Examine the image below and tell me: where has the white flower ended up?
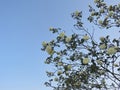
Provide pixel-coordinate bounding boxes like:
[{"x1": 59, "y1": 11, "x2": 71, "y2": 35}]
[
  {"x1": 83, "y1": 58, "x2": 89, "y2": 64},
  {"x1": 65, "y1": 36, "x2": 72, "y2": 42},
  {"x1": 59, "y1": 32, "x2": 65, "y2": 39},
  {"x1": 46, "y1": 45, "x2": 54, "y2": 55},
  {"x1": 42, "y1": 41, "x2": 47, "y2": 47},
  {"x1": 99, "y1": 44, "x2": 106, "y2": 49},
  {"x1": 107, "y1": 47, "x2": 117, "y2": 55},
  {"x1": 83, "y1": 35, "x2": 89, "y2": 41}
]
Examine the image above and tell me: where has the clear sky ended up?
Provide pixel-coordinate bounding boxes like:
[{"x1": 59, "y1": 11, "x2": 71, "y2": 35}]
[{"x1": 0, "y1": 0, "x2": 120, "y2": 90}]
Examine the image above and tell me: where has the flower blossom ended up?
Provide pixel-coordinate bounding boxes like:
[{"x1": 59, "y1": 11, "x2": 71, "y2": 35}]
[
  {"x1": 54, "y1": 77, "x2": 58, "y2": 81},
  {"x1": 59, "y1": 32, "x2": 65, "y2": 39},
  {"x1": 49, "y1": 27, "x2": 54, "y2": 31},
  {"x1": 83, "y1": 58, "x2": 89, "y2": 64},
  {"x1": 65, "y1": 36, "x2": 72, "y2": 42},
  {"x1": 75, "y1": 11, "x2": 79, "y2": 16},
  {"x1": 107, "y1": 47, "x2": 117, "y2": 55},
  {"x1": 57, "y1": 71, "x2": 62, "y2": 75},
  {"x1": 100, "y1": 37, "x2": 105, "y2": 42},
  {"x1": 46, "y1": 45, "x2": 54, "y2": 55},
  {"x1": 99, "y1": 44, "x2": 106, "y2": 49},
  {"x1": 67, "y1": 65, "x2": 72, "y2": 70},
  {"x1": 83, "y1": 35, "x2": 89, "y2": 41},
  {"x1": 42, "y1": 41, "x2": 47, "y2": 47},
  {"x1": 98, "y1": 20, "x2": 103, "y2": 25}
]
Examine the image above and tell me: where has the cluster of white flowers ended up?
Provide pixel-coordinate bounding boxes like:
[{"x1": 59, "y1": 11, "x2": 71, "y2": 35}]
[
  {"x1": 42, "y1": 40, "x2": 54, "y2": 55},
  {"x1": 107, "y1": 47, "x2": 117, "y2": 55},
  {"x1": 83, "y1": 58, "x2": 89, "y2": 64},
  {"x1": 83, "y1": 35, "x2": 89, "y2": 41}
]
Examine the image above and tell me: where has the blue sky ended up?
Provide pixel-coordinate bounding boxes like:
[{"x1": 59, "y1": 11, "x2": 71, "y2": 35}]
[{"x1": 0, "y1": 0, "x2": 119, "y2": 90}]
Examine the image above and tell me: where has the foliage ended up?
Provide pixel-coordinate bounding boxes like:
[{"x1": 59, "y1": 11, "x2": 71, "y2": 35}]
[{"x1": 41, "y1": 0, "x2": 120, "y2": 90}]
